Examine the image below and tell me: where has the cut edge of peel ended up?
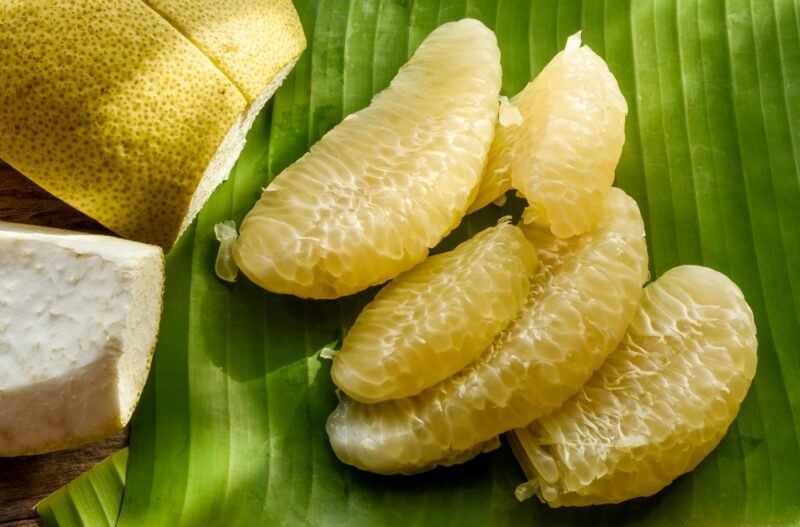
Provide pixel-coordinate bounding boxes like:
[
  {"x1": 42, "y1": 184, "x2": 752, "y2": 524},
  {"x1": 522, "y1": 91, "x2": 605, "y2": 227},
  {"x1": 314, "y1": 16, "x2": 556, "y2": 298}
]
[{"x1": 180, "y1": 59, "x2": 299, "y2": 241}]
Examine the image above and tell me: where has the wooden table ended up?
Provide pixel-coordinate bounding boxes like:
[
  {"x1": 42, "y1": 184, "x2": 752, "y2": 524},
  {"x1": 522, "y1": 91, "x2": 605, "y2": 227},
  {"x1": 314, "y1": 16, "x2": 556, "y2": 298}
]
[{"x1": 0, "y1": 162, "x2": 129, "y2": 526}]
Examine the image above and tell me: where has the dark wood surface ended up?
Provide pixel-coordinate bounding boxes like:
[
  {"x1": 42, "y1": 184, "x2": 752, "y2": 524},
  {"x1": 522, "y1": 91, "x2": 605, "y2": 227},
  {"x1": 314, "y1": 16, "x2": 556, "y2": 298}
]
[{"x1": 0, "y1": 161, "x2": 127, "y2": 526}]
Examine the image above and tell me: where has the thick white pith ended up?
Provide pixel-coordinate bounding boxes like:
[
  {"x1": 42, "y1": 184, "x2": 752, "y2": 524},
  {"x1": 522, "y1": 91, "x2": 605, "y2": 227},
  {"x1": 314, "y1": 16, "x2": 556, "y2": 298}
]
[
  {"x1": 180, "y1": 59, "x2": 299, "y2": 235},
  {"x1": 0, "y1": 222, "x2": 163, "y2": 456}
]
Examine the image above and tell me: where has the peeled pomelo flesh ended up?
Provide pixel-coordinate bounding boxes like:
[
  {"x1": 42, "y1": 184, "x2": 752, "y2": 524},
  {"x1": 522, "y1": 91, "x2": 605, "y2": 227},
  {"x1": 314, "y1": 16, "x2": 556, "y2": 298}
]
[
  {"x1": 234, "y1": 19, "x2": 502, "y2": 299},
  {"x1": 470, "y1": 32, "x2": 627, "y2": 239},
  {"x1": 331, "y1": 222, "x2": 538, "y2": 403},
  {"x1": 326, "y1": 188, "x2": 649, "y2": 474},
  {"x1": 510, "y1": 265, "x2": 757, "y2": 507}
]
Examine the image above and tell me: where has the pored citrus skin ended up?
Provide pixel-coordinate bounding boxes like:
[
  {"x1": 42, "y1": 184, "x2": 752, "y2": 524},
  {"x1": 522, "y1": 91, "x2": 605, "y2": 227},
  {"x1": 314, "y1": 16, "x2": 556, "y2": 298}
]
[
  {"x1": 234, "y1": 19, "x2": 502, "y2": 299},
  {"x1": 0, "y1": 0, "x2": 305, "y2": 248},
  {"x1": 470, "y1": 32, "x2": 627, "y2": 240},
  {"x1": 326, "y1": 189, "x2": 649, "y2": 475},
  {"x1": 143, "y1": 0, "x2": 307, "y2": 102},
  {"x1": 331, "y1": 222, "x2": 537, "y2": 403},
  {"x1": 511, "y1": 265, "x2": 757, "y2": 507}
]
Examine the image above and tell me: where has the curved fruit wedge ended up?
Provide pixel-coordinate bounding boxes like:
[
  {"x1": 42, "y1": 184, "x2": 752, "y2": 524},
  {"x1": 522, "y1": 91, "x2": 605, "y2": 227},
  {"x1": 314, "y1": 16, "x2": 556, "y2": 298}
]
[
  {"x1": 331, "y1": 222, "x2": 538, "y2": 403},
  {"x1": 510, "y1": 265, "x2": 758, "y2": 507},
  {"x1": 326, "y1": 188, "x2": 648, "y2": 474},
  {"x1": 469, "y1": 33, "x2": 627, "y2": 239},
  {"x1": 234, "y1": 19, "x2": 501, "y2": 299}
]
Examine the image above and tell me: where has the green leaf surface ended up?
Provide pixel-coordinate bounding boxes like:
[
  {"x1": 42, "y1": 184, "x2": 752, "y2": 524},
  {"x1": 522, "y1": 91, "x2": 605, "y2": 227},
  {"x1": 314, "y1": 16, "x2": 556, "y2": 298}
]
[
  {"x1": 40, "y1": 0, "x2": 800, "y2": 525},
  {"x1": 35, "y1": 449, "x2": 127, "y2": 527}
]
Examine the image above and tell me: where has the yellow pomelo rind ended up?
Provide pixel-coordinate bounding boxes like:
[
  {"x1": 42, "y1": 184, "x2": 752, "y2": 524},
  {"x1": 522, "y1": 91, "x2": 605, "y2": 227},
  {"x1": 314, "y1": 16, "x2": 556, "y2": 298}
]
[
  {"x1": 326, "y1": 188, "x2": 649, "y2": 474},
  {"x1": 0, "y1": 0, "x2": 305, "y2": 248},
  {"x1": 234, "y1": 19, "x2": 501, "y2": 299},
  {"x1": 332, "y1": 222, "x2": 538, "y2": 403},
  {"x1": 141, "y1": 0, "x2": 306, "y2": 102},
  {"x1": 510, "y1": 265, "x2": 757, "y2": 507}
]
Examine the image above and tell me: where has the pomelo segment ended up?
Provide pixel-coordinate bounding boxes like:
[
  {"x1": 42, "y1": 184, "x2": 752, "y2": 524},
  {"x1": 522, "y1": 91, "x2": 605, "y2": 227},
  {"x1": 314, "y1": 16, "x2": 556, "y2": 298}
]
[
  {"x1": 470, "y1": 33, "x2": 627, "y2": 239},
  {"x1": 234, "y1": 19, "x2": 501, "y2": 299},
  {"x1": 510, "y1": 265, "x2": 757, "y2": 507},
  {"x1": 331, "y1": 222, "x2": 538, "y2": 403},
  {"x1": 326, "y1": 188, "x2": 648, "y2": 474}
]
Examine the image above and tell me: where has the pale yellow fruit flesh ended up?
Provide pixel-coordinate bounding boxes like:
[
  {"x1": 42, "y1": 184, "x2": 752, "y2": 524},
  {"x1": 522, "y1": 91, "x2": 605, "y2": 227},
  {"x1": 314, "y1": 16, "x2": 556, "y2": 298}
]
[
  {"x1": 510, "y1": 265, "x2": 757, "y2": 507},
  {"x1": 234, "y1": 19, "x2": 501, "y2": 299},
  {"x1": 331, "y1": 222, "x2": 538, "y2": 403},
  {"x1": 470, "y1": 33, "x2": 627, "y2": 239},
  {"x1": 0, "y1": 0, "x2": 305, "y2": 249},
  {"x1": 326, "y1": 188, "x2": 649, "y2": 474},
  {"x1": 141, "y1": 0, "x2": 306, "y2": 101}
]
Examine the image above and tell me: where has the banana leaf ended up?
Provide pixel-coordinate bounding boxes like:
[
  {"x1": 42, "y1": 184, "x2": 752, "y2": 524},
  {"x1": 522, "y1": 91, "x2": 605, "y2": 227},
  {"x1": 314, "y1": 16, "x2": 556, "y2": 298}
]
[
  {"x1": 35, "y1": 449, "x2": 128, "y2": 527},
  {"x1": 39, "y1": 0, "x2": 800, "y2": 525}
]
